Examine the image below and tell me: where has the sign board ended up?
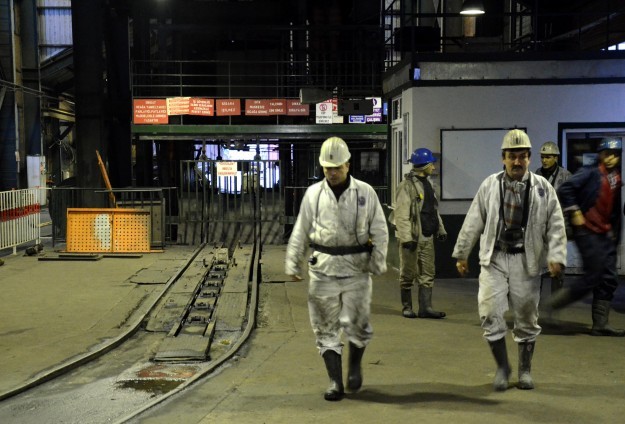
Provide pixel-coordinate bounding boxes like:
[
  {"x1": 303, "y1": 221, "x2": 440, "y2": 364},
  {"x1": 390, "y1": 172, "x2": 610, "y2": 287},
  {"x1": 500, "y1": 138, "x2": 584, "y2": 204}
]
[
  {"x1": 245, "y1": 99, "x2": 270, "y2": 115},
  {"x1": 316, "y1": 100, "x2": 333, "y2": 124},
  {"x1": 349, "y1": 97, "x2": 382, "y2": 123},
  {"x1": 189, "y1": 98, "x2": 214, "y2": 116},
  {"x1": 268, "y1": 99, "x2": 286, "y2": 115},
  {"x1": 217, "y1": 161, "x2": 238, "y2": 177},
  {"x1": 133, "y1": 99, "x2": 168, "y2": 124},
  {"x1": 216, "y1": 99, "x2": 241, "y2": 116},
  {"x1": 166, "y1": 97, "x2": 191, "y2": 115},
  {"x1": 133, "y1": 97, "x2": 311, "y2": 122},
  {"x1": 332, "y1": 98, "x2": 343, "y2": 123},
  {"x1": 286, "y1": 99, "x2": 309, "y2": 116},
  {"x1": 349, "y1": 115, "x2": 366, "y2": 124}
]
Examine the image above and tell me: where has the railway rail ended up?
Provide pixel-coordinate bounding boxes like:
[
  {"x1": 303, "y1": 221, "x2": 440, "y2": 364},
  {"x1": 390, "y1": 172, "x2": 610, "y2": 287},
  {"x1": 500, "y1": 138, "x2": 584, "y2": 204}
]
[{"x1": 0, "y1": 240, "x2": 261, "y2": 423}]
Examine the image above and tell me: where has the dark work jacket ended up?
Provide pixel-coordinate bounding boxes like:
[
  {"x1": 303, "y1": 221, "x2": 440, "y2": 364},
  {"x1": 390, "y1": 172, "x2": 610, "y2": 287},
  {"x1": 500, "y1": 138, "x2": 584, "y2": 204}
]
[{"x1": 557, "y1": 165, "x2": 622, "y2": 243}]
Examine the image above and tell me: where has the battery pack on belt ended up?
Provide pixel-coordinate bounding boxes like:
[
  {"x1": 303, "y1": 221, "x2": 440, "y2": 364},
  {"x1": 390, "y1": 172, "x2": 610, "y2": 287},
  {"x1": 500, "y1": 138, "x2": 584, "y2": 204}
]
[{"x1": 310, "y1": 243, "x2": 373, "y2": 255}]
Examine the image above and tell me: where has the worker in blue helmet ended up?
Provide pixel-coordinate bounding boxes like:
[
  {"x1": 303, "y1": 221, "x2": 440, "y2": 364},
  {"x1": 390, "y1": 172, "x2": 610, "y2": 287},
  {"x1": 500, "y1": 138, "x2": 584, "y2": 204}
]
[
  {"x1": 393, "y1": 147, "x2": 447, "y2": 319},
  {"x1": 552, "y1": 137, "x2": 625, "y2": 337}
]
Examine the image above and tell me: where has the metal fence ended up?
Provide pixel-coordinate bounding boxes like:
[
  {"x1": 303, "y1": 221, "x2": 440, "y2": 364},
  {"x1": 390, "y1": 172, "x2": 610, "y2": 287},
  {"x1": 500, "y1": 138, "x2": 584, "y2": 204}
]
[
  {"x1": 0, "y1": 189, "x2": 42, "y2": 254},
  {"x1": 179, "y1": 159, "x2": 284, "y2": 246}
]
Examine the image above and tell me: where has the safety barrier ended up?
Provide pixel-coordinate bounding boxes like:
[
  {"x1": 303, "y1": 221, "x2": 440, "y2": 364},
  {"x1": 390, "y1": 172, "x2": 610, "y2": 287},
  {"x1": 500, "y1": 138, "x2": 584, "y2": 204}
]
[
  {"x1": 48, "y1": 187, "x2": 177, "y2": 248},
  {"x1": 0, "y1": 189, "x2": 42, "y2": 254}
]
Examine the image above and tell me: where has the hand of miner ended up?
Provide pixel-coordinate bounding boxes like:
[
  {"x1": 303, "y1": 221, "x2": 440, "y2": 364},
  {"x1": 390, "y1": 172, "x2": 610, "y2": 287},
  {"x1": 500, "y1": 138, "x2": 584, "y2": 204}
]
[
  {"x1": 456, "y1": 260, "x2": 469, "y2": 277},
  {"x1": 548, "y1": 262, "x2": 563, "y2": 278},
  {"x1": 570, "y1": 210, "x2": 585, "y2": 226}
]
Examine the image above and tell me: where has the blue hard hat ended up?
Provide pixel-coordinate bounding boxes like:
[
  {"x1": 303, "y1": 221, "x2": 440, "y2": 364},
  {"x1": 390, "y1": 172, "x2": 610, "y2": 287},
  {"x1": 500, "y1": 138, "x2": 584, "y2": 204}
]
[
  {"x1": 597, "y1": 137, "x2": 622, "y2": 152},
  {"x1": 410, "y1": 148, "x2": 436, "y2": 166}
]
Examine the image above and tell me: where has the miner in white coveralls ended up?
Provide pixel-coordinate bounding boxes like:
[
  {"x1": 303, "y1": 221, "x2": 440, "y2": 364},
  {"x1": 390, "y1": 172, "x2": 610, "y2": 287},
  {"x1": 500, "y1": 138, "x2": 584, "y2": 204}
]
[
  {"x1": 285, "y1": 137, "x2": 388, "y2": 401},
  {"x1": 452, "y1": 129, "x2": 567, "y2": 392}
]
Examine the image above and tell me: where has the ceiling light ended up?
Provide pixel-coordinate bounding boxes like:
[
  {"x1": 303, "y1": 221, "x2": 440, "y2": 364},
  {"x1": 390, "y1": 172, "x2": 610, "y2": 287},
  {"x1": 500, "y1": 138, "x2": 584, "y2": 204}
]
[{"x1": 460, "y1": 0, "x2": 485, "y2": 15}]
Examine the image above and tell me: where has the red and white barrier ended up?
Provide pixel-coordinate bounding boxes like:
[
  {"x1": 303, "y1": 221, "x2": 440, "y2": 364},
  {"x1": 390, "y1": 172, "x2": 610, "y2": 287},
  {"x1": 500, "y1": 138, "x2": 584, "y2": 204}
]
[{"x1": 0, "y1": 189, "x2": 42, "y2": 254}]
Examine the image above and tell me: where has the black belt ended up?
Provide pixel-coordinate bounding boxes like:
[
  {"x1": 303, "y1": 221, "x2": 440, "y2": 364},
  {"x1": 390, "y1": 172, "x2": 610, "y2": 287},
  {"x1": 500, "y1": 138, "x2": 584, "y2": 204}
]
[
  {"x1": 494, "y1": 244, "x2": 525, "y2": 254},
  {"x1": 310, "y1": 243, "x2": 372, "y2": 256}
]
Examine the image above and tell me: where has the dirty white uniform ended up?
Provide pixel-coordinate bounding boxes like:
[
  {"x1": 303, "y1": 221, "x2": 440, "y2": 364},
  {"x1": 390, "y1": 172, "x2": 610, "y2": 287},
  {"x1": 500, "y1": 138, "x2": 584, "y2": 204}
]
[
  {"x1": 452, "y1": 171, "x2": 567, "y2": 342},
  {"x1": 285, "y1": 176, "x2": 388, "y2": 356}
]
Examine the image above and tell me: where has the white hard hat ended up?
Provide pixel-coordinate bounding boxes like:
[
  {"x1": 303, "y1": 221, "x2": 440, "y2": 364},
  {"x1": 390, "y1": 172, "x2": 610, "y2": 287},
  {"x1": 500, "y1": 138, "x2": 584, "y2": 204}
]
[
  {"x1": 319, "y1": 137, "x2": 351, "y2": 167},
  {"x1": 501, "y1": 129, "x2": 532, "y2": 150},
  {"x1": 540, "y1": 141, "x2": 560, "y2": 155}
]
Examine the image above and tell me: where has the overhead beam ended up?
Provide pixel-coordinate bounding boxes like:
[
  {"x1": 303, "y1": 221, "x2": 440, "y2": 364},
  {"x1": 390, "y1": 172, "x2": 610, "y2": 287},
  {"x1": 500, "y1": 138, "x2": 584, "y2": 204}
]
[{"x1": 131, "y1": 124, "x2": 388, "y2": 141}]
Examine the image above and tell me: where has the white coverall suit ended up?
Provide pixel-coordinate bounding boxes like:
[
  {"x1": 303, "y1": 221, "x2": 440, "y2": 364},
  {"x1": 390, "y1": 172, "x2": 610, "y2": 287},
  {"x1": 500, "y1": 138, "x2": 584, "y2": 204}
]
[
  {"x1": 285, "y1": 176, "x2": 389, "y2": 356},
  {"x1": 452, "y1": 171, "x2": 567, "y2": 342}
]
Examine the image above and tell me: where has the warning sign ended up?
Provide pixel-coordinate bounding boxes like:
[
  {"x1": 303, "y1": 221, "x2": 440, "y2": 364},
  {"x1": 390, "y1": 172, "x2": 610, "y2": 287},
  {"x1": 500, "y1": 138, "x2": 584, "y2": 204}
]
[
  {"x1": 166, "y1": 97, "x2": 191, "y2": 115},
  {"x1": 245, "y1": 99, "x2": 270, "y2": 116},
  {"x1": 267, "y1": 99, "x2": 286, "y2": 115},
  {"x1": 217, "y1": 161, "x2": 238, "y2": 177},
  {"x1": 216, "y1": 99, "x2": 241, "y2": 116},
  {"x1": 133, "y1": 99, "x2": 168, "y2": 124},
  {"x1": 189, "y1": 98, "x2": 214, "y2": 116},
  {"x1": 286, "y1": 99, "x2": 309, "y2": 116},
  {"x1": 315, "y1": 100, "x2": 333, "y2": 124}
]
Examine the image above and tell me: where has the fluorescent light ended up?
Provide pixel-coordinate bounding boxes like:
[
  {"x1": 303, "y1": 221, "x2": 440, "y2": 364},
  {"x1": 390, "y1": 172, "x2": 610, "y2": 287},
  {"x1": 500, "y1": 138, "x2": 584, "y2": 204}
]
[{"x1": 460, "y1": 0, "x2": 485, "y2": 15}]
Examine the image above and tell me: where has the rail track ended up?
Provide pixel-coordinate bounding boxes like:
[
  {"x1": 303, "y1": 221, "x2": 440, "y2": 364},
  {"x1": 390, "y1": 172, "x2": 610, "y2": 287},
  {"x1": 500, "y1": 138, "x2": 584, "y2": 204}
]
[{"x1": 0, "y1": 240, "x2": 261, "y2": 423}]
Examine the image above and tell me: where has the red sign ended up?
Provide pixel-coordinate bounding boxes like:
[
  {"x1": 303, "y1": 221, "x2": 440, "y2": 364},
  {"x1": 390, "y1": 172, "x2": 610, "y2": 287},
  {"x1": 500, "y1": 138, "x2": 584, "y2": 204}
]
[
  {"x1": 245, "y1": 99, "x2": 270, "y2": 115},
  {"x1": 189, "y1": 98, "x2": 214, "y2": 116},
  {"x1": 133, "y1": 99, "x2": 168, "y2": 124},
  {"x1": 216, "y1": 99, "x2": 241, "y2": 116},
  {"x1": 268, "y1": 99, "x2": 286, "y2": 115},
  {"x1": 167, "y1": 97, "x2": 191, "y2": 115},
  {"x1": 286, "y1": 99, "x2": 309, "y2": 116}
]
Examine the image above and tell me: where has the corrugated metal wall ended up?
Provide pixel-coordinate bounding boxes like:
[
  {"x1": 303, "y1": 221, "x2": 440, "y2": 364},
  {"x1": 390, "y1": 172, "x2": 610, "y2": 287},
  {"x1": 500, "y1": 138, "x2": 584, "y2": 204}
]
[{"x1": 37, "y1": 0, "x2": 72, "y2": 62}]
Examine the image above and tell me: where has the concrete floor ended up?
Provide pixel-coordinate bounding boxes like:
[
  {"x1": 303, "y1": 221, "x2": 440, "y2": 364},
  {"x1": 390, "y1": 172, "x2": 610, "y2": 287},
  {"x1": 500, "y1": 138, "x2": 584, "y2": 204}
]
[
  {"x1": 1, "y1": 240, "x2": 625, "y2": 424},
  {"x1": 132, "y1": 272, "x2": 625, "y2": 424}
]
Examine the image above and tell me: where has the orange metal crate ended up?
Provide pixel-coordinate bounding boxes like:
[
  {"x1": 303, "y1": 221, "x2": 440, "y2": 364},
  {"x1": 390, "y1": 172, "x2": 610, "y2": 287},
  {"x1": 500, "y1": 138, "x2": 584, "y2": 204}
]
[{"x1": 66, "y1": 208, "x2": 151, "y2": 253}]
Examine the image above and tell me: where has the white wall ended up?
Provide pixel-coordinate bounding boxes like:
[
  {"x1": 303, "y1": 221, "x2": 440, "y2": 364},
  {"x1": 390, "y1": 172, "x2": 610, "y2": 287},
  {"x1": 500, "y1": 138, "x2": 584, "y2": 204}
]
[{"x1": 405, "y1": 83, "x2": 625, "y2": 214}]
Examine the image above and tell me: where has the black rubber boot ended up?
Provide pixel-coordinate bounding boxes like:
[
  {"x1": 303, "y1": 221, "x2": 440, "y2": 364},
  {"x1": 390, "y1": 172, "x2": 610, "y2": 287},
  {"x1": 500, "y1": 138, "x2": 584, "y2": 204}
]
[
  {"x1": 590, "y1": 299, "x2": 625, "y2": 337},
  {"x1": 417, "y1": 286, "x2": 446, "y2": 318},
  {"x1": 518, "y1": 342, "x2": 535, "y2": 390},
  {"x1": 347, "y1": 342, "x2": 365, "y2": 392},
  {"x1": 401, "y1": 288, "x2": 417, "y2": 318},
  {"x1": 488, "y1": 338, "x2": 511, "y2": 391},
  {"x1": 322, "y1": 351, "x2": 344, "y2": 401}
]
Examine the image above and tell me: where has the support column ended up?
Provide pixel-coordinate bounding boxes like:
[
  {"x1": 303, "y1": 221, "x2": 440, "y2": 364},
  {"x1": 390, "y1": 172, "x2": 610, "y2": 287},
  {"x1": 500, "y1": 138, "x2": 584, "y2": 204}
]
[{"x1": 71, "y1": 0, "x2": 107, "y2": 203}]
